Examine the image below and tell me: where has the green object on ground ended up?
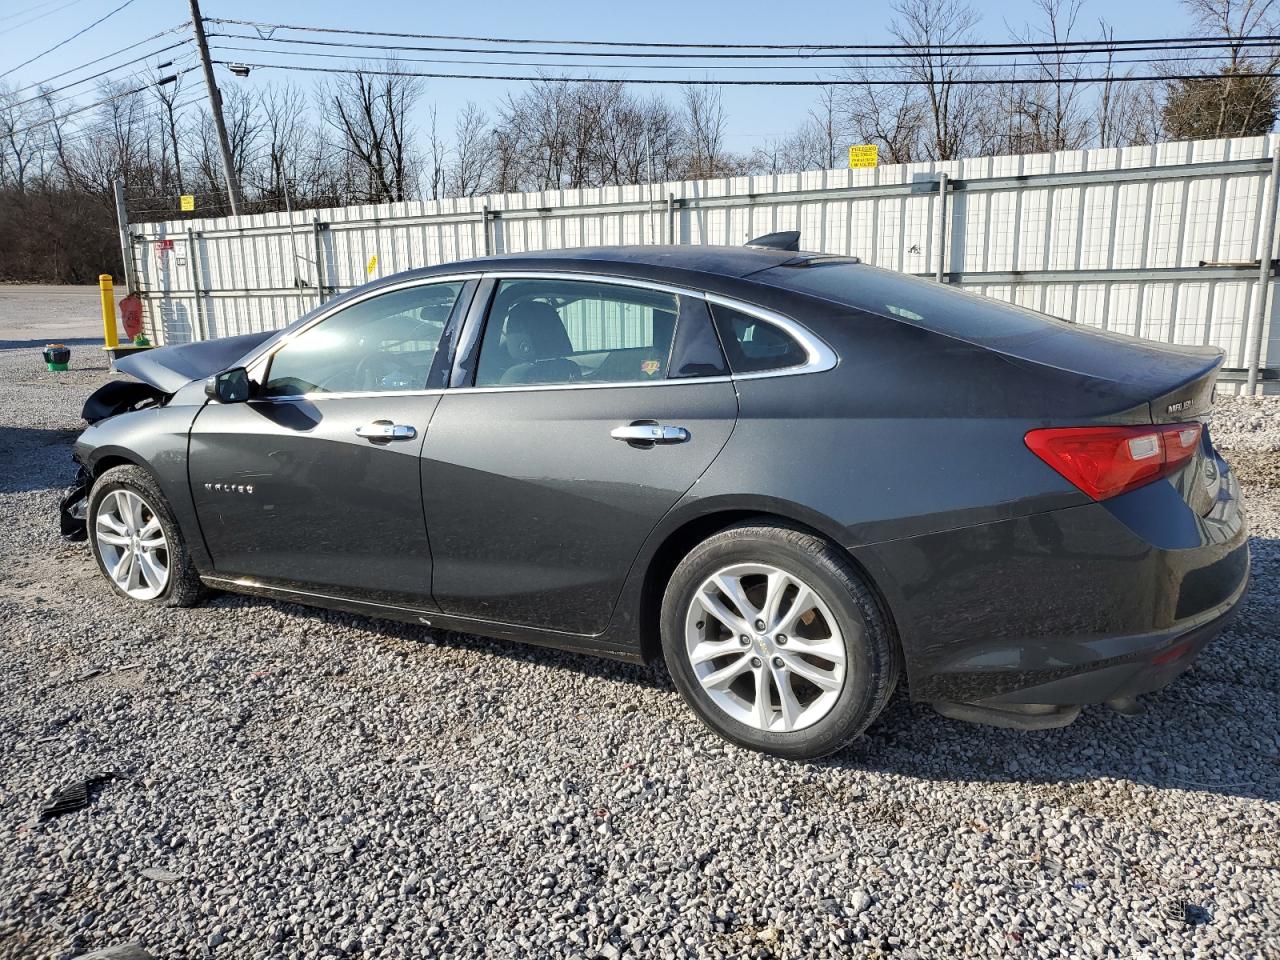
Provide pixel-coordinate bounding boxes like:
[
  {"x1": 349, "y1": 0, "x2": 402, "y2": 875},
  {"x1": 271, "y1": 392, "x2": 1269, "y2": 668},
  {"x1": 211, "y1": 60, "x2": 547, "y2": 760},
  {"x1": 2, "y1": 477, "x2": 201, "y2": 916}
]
[
  {"x1": 43, "y1": 344, "x2": 70, "y2": 372},
  {"x1": 133, "y1": 333, "x2": 151, "y2": 347}
]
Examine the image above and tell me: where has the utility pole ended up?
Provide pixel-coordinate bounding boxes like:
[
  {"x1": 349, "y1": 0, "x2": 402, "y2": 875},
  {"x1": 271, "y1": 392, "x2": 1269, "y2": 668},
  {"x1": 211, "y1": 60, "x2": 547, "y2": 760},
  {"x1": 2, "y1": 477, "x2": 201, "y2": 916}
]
[{"x1": 188, "y1": 0, "x2": 241, "y2": 216}]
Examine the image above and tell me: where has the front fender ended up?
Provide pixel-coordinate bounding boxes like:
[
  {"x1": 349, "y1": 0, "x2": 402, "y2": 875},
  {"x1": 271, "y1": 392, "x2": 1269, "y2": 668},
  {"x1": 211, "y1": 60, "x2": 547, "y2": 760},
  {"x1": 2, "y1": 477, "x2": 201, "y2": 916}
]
[{"x1": 74, "y1": 403, "x2": 209, "y2": 570}]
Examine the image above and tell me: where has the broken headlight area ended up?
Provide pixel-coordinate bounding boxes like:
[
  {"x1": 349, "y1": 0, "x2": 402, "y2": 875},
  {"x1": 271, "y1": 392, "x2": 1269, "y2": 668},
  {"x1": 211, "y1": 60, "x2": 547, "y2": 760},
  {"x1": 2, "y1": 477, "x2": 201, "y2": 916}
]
[
  {"x1": 81, "y1": 379, "x2": 168, "y2": 425},
  {"x1": 59, "y1": 462, "x2": 91, "y2": 542}
]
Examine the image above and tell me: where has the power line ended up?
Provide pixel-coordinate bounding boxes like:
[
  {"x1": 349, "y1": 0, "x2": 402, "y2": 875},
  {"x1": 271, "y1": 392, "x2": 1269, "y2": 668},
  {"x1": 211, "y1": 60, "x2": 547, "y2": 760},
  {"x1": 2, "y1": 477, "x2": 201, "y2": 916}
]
[
  {"x1": 8, "y1": 40, "x2": 192, "y2": 110},
  {"x1": 219, "y1": 59, "x2": 1279, "y2": 86},
  {"x1": 7, "y1": 65, "x2": 200, "y2": 138},
  {"x1": 0, "y1": 0, "x2": 65, "y2": 23},
  {"x1": 204, "y1": 29, "x2": 1280, "y2": 62},
  {"x1": 1, "y1": 0, "x2": 141, "y2": 79},
  {"x1": 46, "y1": 92, "x2": 207, "y2": 152},
  {"x1": 0, "y1": 0, "x2": 89, "y2": 35},
  {"x1": 205, "y1": 17, "x2": 1280, "y2": 53},
  {"x1": 207, "y1": 41, "x2": 1280, "y2": 74},
  {"x1": 11, "y1": 24, "x2": 190, "y2": 96}
]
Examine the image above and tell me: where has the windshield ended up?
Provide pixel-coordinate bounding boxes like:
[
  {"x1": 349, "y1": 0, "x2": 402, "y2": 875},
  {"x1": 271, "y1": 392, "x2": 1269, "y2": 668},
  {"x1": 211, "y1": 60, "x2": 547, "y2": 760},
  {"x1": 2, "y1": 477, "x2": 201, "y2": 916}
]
[{"x1": 754, "y1": 260, "x2": 1070, "y2": 345}]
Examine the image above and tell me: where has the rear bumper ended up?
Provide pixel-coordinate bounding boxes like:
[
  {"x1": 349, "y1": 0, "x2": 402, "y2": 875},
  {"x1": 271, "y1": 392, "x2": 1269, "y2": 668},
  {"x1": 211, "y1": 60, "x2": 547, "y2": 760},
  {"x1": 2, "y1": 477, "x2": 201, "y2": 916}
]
[
  {"x1": 856, "y1": 453, "x2": 1250, "y2": 709},
  {"x1": 952, "y1": 567, "x2": 1245, "y2": 708}
]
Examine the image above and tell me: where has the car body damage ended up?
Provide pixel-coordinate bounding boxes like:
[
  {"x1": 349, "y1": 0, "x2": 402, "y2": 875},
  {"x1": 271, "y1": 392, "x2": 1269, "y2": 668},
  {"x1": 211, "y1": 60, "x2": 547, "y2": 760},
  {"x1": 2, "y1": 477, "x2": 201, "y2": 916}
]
[{"x1": 68, "y1": 330, "x2": 274, "y2": 539}]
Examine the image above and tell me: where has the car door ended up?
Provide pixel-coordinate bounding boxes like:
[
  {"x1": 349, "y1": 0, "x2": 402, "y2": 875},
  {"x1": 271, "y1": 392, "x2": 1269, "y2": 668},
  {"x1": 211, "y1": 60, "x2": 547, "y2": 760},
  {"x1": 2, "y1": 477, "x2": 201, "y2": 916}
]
[
  {"x1": 188, "y1": 277, "x2": 476, "y2": 609},
  {"x1": 421, "y1": 274, "x2": 738, "y2": 635}
]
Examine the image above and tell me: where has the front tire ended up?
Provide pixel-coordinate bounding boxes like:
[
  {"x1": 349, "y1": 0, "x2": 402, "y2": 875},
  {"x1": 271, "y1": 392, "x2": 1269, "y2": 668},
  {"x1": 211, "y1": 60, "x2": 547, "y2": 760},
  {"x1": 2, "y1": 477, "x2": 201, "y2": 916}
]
[
  {"x1": 661, "y1": 521, "x2": 899, "y2": 760},
  {"x1": 87, "y1": 465, "x2": 204, "y2": 607}
]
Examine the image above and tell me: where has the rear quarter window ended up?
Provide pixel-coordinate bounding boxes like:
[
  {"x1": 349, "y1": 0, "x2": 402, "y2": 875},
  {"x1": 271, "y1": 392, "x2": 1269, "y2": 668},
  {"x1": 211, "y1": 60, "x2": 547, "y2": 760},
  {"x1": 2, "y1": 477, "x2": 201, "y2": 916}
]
[{"x1": 710, "y1": 304, "x2": 808, "y2": 374}]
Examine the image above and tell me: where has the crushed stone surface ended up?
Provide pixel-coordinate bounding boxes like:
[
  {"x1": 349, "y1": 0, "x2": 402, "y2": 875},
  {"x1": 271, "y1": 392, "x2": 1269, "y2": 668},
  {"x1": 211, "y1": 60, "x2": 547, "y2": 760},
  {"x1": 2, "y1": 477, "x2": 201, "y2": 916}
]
[{"x1": 0, "y1": 326, "x2": 1277, "y2": 959}]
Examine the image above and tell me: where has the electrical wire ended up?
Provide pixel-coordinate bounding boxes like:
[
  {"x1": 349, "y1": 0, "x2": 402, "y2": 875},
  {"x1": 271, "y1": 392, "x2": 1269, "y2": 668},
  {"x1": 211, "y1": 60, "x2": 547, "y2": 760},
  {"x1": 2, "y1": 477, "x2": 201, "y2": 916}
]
[
  {"x1": 0, "y1": 0, "x2": 66, "y2": 23},
  {"x1": 11, "y1": 24, "x2": 190, "y2": 96},
  {"x1": 218, "y1": 59, "x2": 1279, "y2": 86},
  {"x1": 6, "y1": 65, "x2": 200, "y2": 137},
  {"x1": 0, "y1": 0, "x2": 89, "y2": 35},
  {"x1": 42, "y1": 91, "x2": 207, "y2": 153},
  {"x1": 207, "y1": 41, "x2": 1280, "y2": 74},
  {"x1": 1, "y1": 0, "x2": 141, "y2": 79},
  {"x1": 8, "y1": 40, "x2": 191, "y2": 110},
  {"x1": 204, "y1": 29, "x2": 1280, "y2": 62},
  {"x1": 205, "y1": 17, "x2": 1280, "y2": 53}
]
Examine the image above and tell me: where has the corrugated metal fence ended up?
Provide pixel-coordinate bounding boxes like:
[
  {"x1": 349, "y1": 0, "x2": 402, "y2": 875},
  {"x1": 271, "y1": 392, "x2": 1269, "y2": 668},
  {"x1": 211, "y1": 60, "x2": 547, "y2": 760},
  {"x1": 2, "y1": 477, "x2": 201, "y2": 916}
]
[{"x1": 129, "y1": 134, "x2": 1280, "y2": 388}]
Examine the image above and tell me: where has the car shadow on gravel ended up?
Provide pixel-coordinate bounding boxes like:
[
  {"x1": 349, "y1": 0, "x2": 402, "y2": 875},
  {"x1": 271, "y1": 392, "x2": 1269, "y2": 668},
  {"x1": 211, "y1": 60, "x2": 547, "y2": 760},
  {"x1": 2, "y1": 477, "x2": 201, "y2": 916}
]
[
  {"x1": 209, "y1": 580, "x2": 1280, "y2": 806},
  {"x1": 0, "y1": 427, "x2": 82, "y2": 493}
]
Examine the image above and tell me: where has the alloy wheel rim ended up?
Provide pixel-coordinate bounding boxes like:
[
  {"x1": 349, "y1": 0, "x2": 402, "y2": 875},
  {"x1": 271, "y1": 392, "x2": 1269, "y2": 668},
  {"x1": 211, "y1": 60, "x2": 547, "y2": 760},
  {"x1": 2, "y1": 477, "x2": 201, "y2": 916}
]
[
  {"x1": 684, "y1": 562, "x2": 848, "y2": 733},
  {"x1": 94, "y1": 489, "x2": 170, "y2": 601}
]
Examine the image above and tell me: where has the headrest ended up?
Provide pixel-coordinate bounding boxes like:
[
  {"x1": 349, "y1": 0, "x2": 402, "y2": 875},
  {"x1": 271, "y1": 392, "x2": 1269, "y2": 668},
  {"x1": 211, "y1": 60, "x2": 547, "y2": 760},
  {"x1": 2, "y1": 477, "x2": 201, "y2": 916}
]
[{"x1": 504, "y1": 301, "x2": 573, "y2": 362}]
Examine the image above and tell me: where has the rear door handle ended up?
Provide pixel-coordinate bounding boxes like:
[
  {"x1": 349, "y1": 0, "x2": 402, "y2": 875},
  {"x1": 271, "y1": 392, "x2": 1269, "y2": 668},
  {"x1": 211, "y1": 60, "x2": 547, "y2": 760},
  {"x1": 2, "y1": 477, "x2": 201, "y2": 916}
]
[
  {"x1": 355, "y1": 421, "x2": 417, "y2": 442},
  {"x1": 611, "y1": 423, "x2": 689, "y2": 444}
]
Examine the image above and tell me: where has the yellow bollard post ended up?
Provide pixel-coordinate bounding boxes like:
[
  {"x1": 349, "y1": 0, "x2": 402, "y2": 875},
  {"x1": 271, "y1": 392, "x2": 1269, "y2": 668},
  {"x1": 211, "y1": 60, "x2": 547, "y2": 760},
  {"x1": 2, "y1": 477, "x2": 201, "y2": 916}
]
[{"x1": 99, "y1": 274, "x2": 119, "y2": 349}]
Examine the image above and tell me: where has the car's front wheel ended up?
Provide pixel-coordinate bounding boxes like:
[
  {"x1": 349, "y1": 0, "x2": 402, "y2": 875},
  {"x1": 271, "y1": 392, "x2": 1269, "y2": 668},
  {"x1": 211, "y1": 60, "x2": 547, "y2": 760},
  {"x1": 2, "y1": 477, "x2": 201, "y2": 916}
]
[
  {"x1": 661, "y1": 521, "x2": 899, "y2": 759},
  {"x1": 87, "y1": 465, "x2": 204, "y2": 607}
]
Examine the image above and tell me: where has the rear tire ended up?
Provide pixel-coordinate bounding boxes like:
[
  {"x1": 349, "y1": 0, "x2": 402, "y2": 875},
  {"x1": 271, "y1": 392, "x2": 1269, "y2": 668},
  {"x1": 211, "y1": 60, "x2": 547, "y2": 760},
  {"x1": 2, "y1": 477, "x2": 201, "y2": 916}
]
[
  {"x1": 661, "y1": 521, "x2": 898, "y2": 760},
  {"x1": 87, "y1": 465, "x2": 204, "y2": 608}
]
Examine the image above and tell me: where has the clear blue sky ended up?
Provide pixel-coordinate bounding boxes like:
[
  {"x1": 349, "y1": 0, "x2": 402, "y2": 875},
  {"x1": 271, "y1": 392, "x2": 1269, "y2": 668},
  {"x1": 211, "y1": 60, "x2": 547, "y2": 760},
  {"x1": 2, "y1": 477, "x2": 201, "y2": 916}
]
[{"x1": 2, "y1": 0, "x2": 1194, "y2": 148}]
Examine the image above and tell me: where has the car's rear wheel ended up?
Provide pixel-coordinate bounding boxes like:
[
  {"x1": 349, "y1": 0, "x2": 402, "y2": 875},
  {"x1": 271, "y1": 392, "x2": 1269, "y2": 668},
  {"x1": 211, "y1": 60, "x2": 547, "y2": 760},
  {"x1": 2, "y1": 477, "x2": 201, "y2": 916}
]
[
  {"x1": 661, "y1": 521, "x2": 899, "y2": 759},
  {"x1": 87, "y1": 465, "x2": 204, "y2": 607}
]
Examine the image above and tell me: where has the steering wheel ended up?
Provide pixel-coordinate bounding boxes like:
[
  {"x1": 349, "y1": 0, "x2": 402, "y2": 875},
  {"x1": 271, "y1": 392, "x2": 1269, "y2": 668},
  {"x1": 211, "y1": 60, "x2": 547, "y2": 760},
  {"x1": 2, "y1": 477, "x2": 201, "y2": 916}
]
[{"x1": 353, "y1": 352, "x2": 402, "y2": 392}]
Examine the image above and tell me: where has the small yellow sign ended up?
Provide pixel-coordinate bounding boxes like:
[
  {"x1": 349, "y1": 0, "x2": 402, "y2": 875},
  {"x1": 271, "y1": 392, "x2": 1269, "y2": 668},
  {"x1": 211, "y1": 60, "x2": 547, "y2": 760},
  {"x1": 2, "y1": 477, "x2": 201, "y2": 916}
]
[
  {"x1": 848, "y1": 144, "x2": 879, "y2": 169},
  {"x1": 179, "y1": 194, "x2": 195, "y2": 212},
  {"x1": 366, "y1": 254, "x2": 378, "y2": 276}
]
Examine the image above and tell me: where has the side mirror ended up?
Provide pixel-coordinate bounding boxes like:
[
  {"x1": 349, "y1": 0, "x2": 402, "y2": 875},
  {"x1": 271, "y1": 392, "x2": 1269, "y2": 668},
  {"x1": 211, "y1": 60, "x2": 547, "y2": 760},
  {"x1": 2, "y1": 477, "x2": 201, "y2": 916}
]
[{"x1": 205, "y1": 367, "x2": 253, "y2": 404}]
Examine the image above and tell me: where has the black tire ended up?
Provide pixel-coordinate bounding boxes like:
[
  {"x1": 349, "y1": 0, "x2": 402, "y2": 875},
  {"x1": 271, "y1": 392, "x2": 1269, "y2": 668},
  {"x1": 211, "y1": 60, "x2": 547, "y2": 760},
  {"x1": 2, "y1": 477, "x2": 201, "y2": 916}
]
[
  {"x1": 661, "y1": 520, "x2": 899, "y2": 760},
  {"x1": 87, "y1": 464, "x2": 205, "y2": 608}
]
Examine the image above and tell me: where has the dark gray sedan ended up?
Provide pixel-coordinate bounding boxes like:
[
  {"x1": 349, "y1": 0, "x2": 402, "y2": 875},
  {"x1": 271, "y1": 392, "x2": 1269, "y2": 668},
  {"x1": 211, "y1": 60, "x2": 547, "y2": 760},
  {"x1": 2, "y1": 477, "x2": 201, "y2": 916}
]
[{"x1": 63, "y1": 243, "x2": 1249, "y2": 758}]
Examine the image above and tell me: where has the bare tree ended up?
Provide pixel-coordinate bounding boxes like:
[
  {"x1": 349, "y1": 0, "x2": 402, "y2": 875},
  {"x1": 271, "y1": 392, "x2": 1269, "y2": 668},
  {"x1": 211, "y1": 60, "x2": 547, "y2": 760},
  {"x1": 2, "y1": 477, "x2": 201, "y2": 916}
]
[
  {"x1": 322, "y1": 64, "x2": 424, "y2": 203},
  {"x1": 683, "y1": 84, "x2": 731, "y2": 177},
  {"x1": 448, "y1": 101, "x2": 492, "y2": 196},
  {"x1": 891, "y1": 0, "x2": 990, "y2": 160},
  {"x1": 1161, "y1": 0, "x2": 1280, "y2": 139}
]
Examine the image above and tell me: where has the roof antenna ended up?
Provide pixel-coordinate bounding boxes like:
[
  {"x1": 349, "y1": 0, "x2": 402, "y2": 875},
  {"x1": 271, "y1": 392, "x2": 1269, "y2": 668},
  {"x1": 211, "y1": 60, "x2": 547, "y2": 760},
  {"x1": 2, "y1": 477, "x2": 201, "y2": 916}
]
[{"x1": 745, "y1": 231, "x2": 800, "y2": 251}]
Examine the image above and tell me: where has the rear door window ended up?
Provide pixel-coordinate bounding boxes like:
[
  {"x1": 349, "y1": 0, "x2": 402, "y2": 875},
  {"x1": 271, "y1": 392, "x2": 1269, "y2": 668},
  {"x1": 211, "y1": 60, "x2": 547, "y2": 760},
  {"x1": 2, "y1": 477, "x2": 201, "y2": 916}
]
[{"x1": 474, "y1": 278, "x2": 680, "y2": 387}]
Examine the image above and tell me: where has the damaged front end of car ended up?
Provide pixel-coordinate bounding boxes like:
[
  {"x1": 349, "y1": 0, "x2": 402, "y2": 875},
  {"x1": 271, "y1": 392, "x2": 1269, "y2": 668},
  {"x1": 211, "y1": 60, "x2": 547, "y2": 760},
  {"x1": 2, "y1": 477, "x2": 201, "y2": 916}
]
[{"x1": 60, "y1": 330, "x2": 276, "y2": 542}]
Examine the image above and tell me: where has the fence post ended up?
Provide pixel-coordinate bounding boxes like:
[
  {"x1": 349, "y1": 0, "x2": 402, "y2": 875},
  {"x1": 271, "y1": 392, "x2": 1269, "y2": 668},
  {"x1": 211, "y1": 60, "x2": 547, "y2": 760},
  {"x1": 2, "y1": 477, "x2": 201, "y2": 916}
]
[
  {"x1": 934, "y1": 173, "x2": 950, "y2": 283},
  {"x1": 482, "y1": 204, "x2": 492, "y2": 256},
  {"x1": 312, "y1": 218, "x2": 327, "y2": 305},
  {"x1": 667, "y1": 193, "x2": 676, "y2": 245},
  {"x1": 112, "y1": 180, "x2": 138, "y2": 293},
  {"x1": 186, "y1": 228, "x2": 204, "y2": 341},
  {"x1": 1246, "y1": 145, "x2": 1280, "y2": 395}
]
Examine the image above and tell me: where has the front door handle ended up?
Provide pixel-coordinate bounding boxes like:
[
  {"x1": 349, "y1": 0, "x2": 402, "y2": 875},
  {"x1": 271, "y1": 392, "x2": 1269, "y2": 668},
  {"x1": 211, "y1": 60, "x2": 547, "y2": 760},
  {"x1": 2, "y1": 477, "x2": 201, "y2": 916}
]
[
  {"x1": 611, "y1": 423, "x2": 689, "y2": 444},
  {"x1": 356, "y1": 421, "x2": 417, "y2": 442}
]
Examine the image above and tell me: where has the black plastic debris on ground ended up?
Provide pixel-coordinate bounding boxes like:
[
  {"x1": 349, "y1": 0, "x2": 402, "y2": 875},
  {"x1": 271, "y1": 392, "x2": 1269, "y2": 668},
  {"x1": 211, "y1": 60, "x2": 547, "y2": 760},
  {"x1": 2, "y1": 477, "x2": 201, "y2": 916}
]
[
  {"x1": 38, "y1": 773, "x2": 116, "y2": 821},
  {"x1": 1166, "y1": 900, "x2": 1213, "y2": 926}
]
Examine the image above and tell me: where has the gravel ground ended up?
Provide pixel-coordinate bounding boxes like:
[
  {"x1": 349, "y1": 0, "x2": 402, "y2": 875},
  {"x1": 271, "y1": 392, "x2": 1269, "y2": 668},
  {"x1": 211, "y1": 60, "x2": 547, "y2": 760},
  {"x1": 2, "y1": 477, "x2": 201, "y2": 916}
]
[{"x1": 0, "y1": 336, "x2": 1278, "y2": 960}]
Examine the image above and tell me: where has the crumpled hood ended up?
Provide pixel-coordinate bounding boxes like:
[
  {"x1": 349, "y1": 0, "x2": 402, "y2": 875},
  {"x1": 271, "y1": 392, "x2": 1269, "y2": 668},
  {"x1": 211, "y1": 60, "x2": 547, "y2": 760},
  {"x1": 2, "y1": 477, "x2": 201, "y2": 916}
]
[{"x1": 115, "y1": 331, "x2": 274, "y2": 393}]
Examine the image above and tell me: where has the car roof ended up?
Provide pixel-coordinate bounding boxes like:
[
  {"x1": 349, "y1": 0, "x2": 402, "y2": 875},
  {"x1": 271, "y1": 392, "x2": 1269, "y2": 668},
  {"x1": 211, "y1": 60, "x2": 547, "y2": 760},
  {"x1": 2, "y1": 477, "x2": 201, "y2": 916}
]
[{"x1": 407, "y1": 244, "x2": 801, "y2": 282}]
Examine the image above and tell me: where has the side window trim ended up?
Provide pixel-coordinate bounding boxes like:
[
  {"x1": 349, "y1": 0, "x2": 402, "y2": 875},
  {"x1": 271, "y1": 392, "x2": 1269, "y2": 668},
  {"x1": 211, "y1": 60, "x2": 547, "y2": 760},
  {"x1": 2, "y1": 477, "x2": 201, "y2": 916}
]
[{"x1": 704, "y1": 293, "x2": 838, "y2": 379}]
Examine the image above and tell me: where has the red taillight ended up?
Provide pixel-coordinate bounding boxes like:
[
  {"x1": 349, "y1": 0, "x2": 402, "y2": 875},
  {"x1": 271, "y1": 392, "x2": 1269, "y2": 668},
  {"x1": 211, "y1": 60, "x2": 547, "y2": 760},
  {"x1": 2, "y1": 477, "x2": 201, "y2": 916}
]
[{"x1": 1024, "y1": 423, "x2": 1202, "y2": 501}]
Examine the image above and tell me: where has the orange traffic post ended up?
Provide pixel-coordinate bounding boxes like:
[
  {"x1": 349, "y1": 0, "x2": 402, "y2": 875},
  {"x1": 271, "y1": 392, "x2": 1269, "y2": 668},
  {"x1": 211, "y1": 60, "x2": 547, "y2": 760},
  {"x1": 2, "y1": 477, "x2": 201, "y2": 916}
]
[{"x1": 99, "y1": 274, "x2": 119, "y2": 349}]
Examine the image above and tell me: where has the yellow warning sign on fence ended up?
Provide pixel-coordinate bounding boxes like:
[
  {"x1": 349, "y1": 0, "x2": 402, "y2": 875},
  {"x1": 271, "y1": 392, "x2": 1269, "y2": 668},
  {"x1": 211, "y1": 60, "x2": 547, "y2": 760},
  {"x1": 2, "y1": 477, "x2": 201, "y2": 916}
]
[
  {"x1": 366, "y1": 254, "x2": 378, "y2": 276},
  {"x1": 179, "y1": 194, "x2": 195, "y2": 212},
  {"x1": 848, "y1": 144, "x2": 879, "y2": 169}
]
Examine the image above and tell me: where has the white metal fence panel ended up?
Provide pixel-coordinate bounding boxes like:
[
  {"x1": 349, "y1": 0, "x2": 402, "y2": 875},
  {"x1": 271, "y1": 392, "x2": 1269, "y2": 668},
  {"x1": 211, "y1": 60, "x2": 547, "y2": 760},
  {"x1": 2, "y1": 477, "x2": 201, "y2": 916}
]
[{"x1": 130, "y1": 134, "x2": 1280, "y2": 387}]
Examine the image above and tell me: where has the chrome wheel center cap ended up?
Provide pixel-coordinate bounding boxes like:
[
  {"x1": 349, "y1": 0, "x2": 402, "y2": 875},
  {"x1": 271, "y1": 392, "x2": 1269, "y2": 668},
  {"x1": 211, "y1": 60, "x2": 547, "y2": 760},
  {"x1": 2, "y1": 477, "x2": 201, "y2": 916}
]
[{"x1": 754, "y1": 635, "x2": 772, "y2": 657}]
